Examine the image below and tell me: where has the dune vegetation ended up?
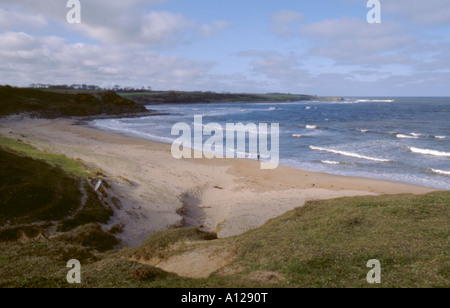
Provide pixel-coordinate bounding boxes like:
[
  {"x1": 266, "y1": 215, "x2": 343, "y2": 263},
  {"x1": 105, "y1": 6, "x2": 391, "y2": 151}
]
[{"x1": 0, "y1": 85, "x2": 147, "y2": 118}]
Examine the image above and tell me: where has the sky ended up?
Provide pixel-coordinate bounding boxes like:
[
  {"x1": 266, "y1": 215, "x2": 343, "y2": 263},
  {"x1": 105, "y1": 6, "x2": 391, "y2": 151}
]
[{"x1": 1, "y1": 0, "x2": 450, "y2": 96}]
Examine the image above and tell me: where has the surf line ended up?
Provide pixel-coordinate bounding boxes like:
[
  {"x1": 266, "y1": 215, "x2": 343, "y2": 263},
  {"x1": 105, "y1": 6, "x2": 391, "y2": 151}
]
[{"x1": 171, "y1": 115, "x2": 280, "y2": 170}]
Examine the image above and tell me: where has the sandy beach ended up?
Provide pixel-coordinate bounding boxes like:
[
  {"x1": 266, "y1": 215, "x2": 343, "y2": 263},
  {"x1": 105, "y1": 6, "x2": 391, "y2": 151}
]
[{"x1": 0, "y1": 117, "x2": 437, "y2": 247}]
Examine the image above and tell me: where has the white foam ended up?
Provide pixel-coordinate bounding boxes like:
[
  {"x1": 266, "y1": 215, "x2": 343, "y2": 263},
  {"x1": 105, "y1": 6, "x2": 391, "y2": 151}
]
[
  {"x1": 321, "y1": 160, "x2": 340, "y2": 165},
  {"x1": 306, "y1": 125, "x2": 318, "y2": 129},
  {"x1": 305, "y1": 106, "x2": 312, "y2": 110},
  {"x1": 359, "y1": 129, "x2": 369, "y2": 133},
  {"x1": 292, "y1": 134, "x2": 304, "y2": 138},
  {"x1": 435, "y1": 136, "x2": 447, "y2": 139},
  {"x1": 355, "y1": 99, "x2": 394, "y2": 103},
  {"x1": 92, "y1": 121, "x2": 174, "y2": 144},
  {"x1": 397, "y1": 134, "x2": 419, "y2": 139},
  {"x1": 310, "y1": 146, "x2": 392, "y2": 162},
  {"x1": 430, "y1": 169, "x2": 450, "y2": 176},
  {"x1": 410, "y1": 147, "x2": 450, "y2": 157}
]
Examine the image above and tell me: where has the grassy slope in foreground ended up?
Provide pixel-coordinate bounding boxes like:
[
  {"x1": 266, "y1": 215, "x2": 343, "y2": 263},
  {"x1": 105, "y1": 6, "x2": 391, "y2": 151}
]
[
  {"x1": 0, "y1": 139, "x2": 118, "y2": 255},
  {"x1": 0, "y1": 86, "x2": 147, "y2": 118},
  {"x1": 1, "y1": 184, "x2": 448, "y2": 287}
]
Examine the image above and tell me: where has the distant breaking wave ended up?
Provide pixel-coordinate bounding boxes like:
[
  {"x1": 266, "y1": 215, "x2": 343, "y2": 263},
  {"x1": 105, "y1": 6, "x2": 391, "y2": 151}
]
[
  {"x1": 397, "y1": 134, "x2": 419, "y2": 139},
  {"x1": 306, "y1": 125, "x2": 318, "y2": 129},
  {"x1": 354, "y1": 99, "x2": 395, "y2": 103},
  {"x1": 321, "y1": 160, "x2": 340, "y2": 165},
  {"x1": 430, "y1": 169, "x2": 450, "y2": 176},
  {"x1": 309, "y1": 146, "x2": 392, "y2": 162},
  {"x1": 410, "y1": 147, "x2": 450, "y2": 157},
  {"x1": 320, "y1": 160, "x2": 359, "y2": 166},
  {"x1": 92, "y1": 121, "x2": 174, "y2": 143}
]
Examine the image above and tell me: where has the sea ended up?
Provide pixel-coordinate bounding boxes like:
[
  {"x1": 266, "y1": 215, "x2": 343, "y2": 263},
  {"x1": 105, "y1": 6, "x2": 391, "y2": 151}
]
[{"x1": 91, "y1": 97, "x2": 450, "y2": 190}]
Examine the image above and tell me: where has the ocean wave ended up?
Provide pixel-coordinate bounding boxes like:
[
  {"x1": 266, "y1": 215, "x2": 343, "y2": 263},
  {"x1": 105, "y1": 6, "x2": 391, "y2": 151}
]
[
  {"x1": 321, "y1": 160, "x2": 340, "y2": 165},
  {"x1": 92, "y1": 122, "x2": 174, "y2": 143},
  {"x1": 306, "y1": 125, "x2": 318, "y2": 129},
  {"x1": 397, "y1": 134, "x2": 419, "y2": 139},
  {"x1": 320, "y1": 160, "x2": 359, "y2": 166},
  {"x1": 434, "y1": 136, "x2": 447, "y2": 139},
  {"x1": 354, "y1": 99, "x2": 395, "y2": 103},
  {"x1": 229, "y1": 148, "x2": 257, "y2": 158},
  {"x1": 410, "y1": 147, "x2": 450, "y2": 157},
  {"x1": 360, "y1": 130, "x2": 398, "y2": 135},
  {"x1": 430, "y1": 168, "x2": 450, "y2": 176},
  {"x1": 292, "y1": 134, "x2": 304, "y2": 138},
  {"x1": 309, "y1": 146, "x2": 392, "y2": 162},
  {"x1": 193, "y1": 122, "x2": 273, "y2": 135}
]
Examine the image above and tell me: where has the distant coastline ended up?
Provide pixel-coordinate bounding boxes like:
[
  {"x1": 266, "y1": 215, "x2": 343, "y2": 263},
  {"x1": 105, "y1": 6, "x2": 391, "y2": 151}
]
[{"x1": 0, "y1": 85, "x2": 344, "y2": 120}]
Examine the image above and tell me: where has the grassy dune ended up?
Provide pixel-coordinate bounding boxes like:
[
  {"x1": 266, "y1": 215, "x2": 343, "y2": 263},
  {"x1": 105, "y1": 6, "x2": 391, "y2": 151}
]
[
  {"x1": 0, "y1": 136, "x2": 89, "y2": 178},
  {"x1": 226, "y1": 193, "x2": 449, "y2": 288},
  {"x1": 0, "y1": 139, "x2": 118, "y2": 278},
  {"x1": 0, "y1": 86, "x2": 147, "y2": 118}
]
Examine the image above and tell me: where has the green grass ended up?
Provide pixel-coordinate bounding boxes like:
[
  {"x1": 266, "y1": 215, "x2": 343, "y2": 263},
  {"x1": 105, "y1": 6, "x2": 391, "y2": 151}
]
[
  {"x1": 1, "y1": 191, "x2": 448, "y2": 288},
  {"x1": 0, "y1": 136, "x2": 89, "y2": 178},
  {"x1": 0, "y1": 138, "x2": 114, "y2": 233},
  {"x1": 56, "y1": 183, "x2": 114, "y2": 232},
  {"x1": 0, "y1": 148, "x2": 83, "y2": 226},
  {"x1": 0, "y1": 85, "x2": 147, "y2": 118},
  {"x1": 228, "y1": 193, "x2": 449, "y2": 288},
  {"x1": 56, "y1": 223, "x2": 119, "y2": 252},
  {"x1": 0, "y1": 144, "x2": 118, "y2": 287},
  {"x1": 124, "y1": 227, "x2": 217, "y2": 261}
]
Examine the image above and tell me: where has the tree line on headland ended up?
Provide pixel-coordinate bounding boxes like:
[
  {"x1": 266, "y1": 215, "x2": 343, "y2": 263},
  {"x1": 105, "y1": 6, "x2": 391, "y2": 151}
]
[{"x1": 29, "y1": 83, "x2": 153, "y2": 93}]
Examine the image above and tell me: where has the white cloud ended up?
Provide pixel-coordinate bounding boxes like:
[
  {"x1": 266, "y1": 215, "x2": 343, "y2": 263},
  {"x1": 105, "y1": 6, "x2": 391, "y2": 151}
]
[
  {"x1": 270, "y1": 9, "x2": 304, "y2": 37},
  {"x1": 0, "y1": 0, "x2": 226, "y2": 47},
  {"x1": 1, "y1": 1, "x2": 449, "y2": 95},
  {"x1": 384, "y1": 0, "x2": 450, "y2": 26},
  {"x1": 237, "y1": 50, "x2": 312, "y2": 91},
  {"x1": 199, "y1": 21, "x2": 229, "y2": 38},
  {"x1": 0, "y1": 8, "x2": 48, "y2": 31},
  {"x1": 76, "y1": 10, "x2": 194, "y2": 46},
  {"x1": 0, "y1": 31, "x2": 213, "y2": 89},
  {"x1": 301, "y1": 18, "x2": 415, "y2": 66}
]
